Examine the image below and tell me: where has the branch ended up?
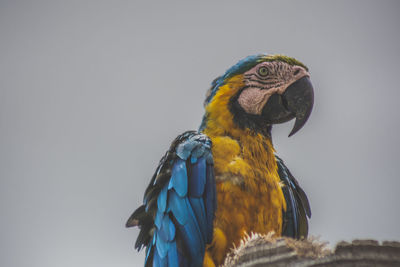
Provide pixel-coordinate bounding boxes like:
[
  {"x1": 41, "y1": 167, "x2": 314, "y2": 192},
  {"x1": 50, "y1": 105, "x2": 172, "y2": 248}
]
[{"x1": 222, "y1": 233, "x2": 400, "y2": 266}]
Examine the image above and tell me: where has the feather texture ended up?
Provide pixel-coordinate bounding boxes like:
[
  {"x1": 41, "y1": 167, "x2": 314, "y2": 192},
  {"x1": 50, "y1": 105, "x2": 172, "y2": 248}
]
[
  {"x1": 128, "y1": 54, "x2": 313, "y2": 266},
  {"x1": 126, "y1": 131, "x2": 216, "y2": 267},
  {"x1": 276, "y1": 155, "x2": 311, "y2": 239}
]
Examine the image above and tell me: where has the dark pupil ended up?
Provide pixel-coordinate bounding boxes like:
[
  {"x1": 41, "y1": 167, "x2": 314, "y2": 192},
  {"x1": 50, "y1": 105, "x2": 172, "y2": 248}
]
[{"x1": 259, "y1": 67, "x2": 268, "y2": 76}]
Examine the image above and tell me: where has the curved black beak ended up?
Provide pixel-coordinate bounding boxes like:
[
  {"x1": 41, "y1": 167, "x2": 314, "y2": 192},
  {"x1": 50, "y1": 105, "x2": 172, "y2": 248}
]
[
  {"x1": 284, "y1": 76, "x2": 314, "y2": 136},
  {"x1": 262, "y1": 76, "x2": 314, "y2": 137}
]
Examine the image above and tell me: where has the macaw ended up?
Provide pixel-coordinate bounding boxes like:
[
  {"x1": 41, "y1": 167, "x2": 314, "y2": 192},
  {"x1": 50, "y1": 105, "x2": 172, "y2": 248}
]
[{"x1": 126, "y1": 54, "x2": 313, "y2": 267}]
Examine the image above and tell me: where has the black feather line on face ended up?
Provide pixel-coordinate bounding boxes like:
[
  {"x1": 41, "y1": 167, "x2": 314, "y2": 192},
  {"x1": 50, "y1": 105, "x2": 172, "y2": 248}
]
[{"x1": 228, "y1": 88, "x2": 272, "y2": 137}]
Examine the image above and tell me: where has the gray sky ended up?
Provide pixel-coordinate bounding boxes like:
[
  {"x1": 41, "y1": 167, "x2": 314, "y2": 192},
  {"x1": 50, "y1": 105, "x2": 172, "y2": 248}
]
[{"x1": 1, "y1": 1, "x2": 399, "y2": 266}]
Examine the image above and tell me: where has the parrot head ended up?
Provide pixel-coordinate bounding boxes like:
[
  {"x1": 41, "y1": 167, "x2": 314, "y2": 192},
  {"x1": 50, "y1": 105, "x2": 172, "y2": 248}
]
[{"x1": 201, "y1": 54, "x2": 314, "y2": 137}]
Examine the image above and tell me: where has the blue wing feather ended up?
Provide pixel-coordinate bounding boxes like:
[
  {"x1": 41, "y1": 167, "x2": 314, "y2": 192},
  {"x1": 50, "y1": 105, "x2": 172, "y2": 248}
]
[
  {"x1": 276, "y1": 155, "x2": 311, "y2": 239},
  {"x1": 155, "y1": 228, "x2": 170, "y2": 258},
  {"x1": 168, "y1": 190, "x2": 189, "y2": 225},
  {"x1": 153, "y1": 249, "x2": 166, "y2": 267},
  {"x1": 167, "y1": 241, "x2": 179, "y2": 266},
  {"x1": 158, "y1": 215, "x2": 175, "y2": 242},
  {"x1": 157, "y1": 185, "x2": 168, "y2": 212},
  {"x1": 188, "y1": 197, "x2": 207, "y2": 239},
  {"x1": 167, "y1": 219, "x2": 176, "y2": 242},
  {"x1": 204, "y1": 162, "x2": 216, "y2": 243},
  {"x1": 189, "y1": 157, "x2": 206, "y2": 197},
  {"x1": 127, "y1": 131, "x2": 216, "y2": 267},
  {"x1": 154, "y1": 210, "x2": 163, "y2": 229},
  {"x1": 169, "y1": 159, "x2": 188, "y2": 197},
  {"x1": 174, "y1": 197, "x2": 205, "y2": 265},
  {"x1": 145, "y1": 243, "x2": 153, "y2": 265}
]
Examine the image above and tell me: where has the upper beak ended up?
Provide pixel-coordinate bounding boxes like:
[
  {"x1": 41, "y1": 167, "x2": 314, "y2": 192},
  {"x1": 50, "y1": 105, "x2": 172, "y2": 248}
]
[
  {"x1": 284, "y1": 76, "x2": 314, "y2": 136},
  {"x1": 262, "y1": 76, "x2": 314, "y2": 136}
]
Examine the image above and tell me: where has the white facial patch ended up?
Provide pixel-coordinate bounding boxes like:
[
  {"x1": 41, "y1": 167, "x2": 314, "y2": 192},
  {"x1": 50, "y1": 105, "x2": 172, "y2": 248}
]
[
  {"x1": 237, "y1": 88, "x2": 273, "y2": 115},
  {"x1": 238, "y1": 61, "x2": 309, "y2": 115}
]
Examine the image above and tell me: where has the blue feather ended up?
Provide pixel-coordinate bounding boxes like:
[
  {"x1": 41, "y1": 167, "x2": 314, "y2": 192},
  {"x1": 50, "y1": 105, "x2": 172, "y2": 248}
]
[
  {"x1": 169, "y1": 159, "x2": 188, "y2": 197},
  {"x1": 189, "y1": 197, "x2": 207, "y2": 238},
  {"x1": 169, "y1": 191, "x2": 204, "y2": 265},
  {"x1": 155, "y1": 229, "x2": 169, "y2": 258},
  {"x1": 185, "y1": 197, "x2": 205, "y2": 255},
  {"x1": 288, "y1": 186, "x2": 298, "y2": 237},
  {"x1": 176, "y1": 217, "x2": 204, "y2": 266},
  {"x1": 152, "y1": 232, "x2": 156, "y2": 245},
  {"x1": 176, "y1": 141, "x2": 196, "y2": 160},
  {"x1": 192, "y1": 144, "x2": 206, "y2": 158},
  {"x1": 154, "y1": 210, "x2": 163, "y2": 229},
  {"x1": 189, "y1": 157, "x2": 206, "y2": 197},
  {"x1": 158, "y1": 215, "x2": 175, "y2": 242},
  {"x1": 279, "y1": 161, "x2": 299, "y2": 237},
  {"x1": 144, "y1": 244, "x2": 153, "y2": 266},
  {"x1": 167, "y1": 218, "x2": 176, "y2": 242},
  {"x1": 167, "y1": 241, "x2": 179, "y2": 267},
  {"x1": 168, "y1": 190, "x2": 188, "y2": 225},
  {"x1": 204, "y1": 163, "x2": 216, "y2": 242},
  {"x1": 153, "y1": 252, "x2": 160, "y2": 267},
  {"x1": 157, "y1": 185, "x2": 168, "y2": 212},
  {"x1": 153, "y1": 249, "x2": 167, "y2": 267},
  {"x1": 132, "y1": 131, "x2": 216, "y2": 267},
  {"x1": 178, "y1": 250, "x2": 189, "y2": 267},
  {"x1": 205, "y1": 152, "x2": 213, "y2": 164}
]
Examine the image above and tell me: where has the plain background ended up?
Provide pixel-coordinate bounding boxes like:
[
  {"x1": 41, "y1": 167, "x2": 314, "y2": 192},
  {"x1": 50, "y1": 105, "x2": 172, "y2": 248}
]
[{"x1": 1, "y1": 1, "x2": 399, "y2": 266}]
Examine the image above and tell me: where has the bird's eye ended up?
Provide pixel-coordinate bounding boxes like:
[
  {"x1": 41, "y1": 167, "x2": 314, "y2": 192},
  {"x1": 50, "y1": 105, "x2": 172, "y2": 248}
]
[{"x1": 258, "y1": 67, "x2": 269, "y2": 77}]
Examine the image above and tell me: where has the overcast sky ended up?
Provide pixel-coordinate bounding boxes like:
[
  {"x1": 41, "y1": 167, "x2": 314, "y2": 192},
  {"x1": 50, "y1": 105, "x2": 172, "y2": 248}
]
[{"x1": 1, "y1": 1, "x2": 399, "y2": 266}]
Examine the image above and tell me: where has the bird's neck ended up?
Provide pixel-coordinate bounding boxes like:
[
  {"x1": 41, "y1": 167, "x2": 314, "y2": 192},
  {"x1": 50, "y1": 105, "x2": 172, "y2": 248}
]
[
  {"x1": 202, "y1": 116, "x2": 278, "y2": 189},
  {"x1": 200, "y1": 75, "x2": 279, "y2": 185}
]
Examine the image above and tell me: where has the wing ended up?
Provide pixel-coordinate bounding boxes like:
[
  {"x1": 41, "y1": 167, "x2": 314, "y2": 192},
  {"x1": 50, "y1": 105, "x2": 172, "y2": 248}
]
[
  {"x1": 276, "y1": 155, "x2": 311, "y2": 239},
  {"x1": 126, "y1": 131, "x2": 216, "y2": 267}
]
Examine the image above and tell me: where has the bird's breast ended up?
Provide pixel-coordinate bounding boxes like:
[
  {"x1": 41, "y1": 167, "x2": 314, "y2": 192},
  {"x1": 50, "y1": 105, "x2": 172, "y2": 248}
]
[{"x1": 203, "y1": 131, "x2": 286, "y2": 265}]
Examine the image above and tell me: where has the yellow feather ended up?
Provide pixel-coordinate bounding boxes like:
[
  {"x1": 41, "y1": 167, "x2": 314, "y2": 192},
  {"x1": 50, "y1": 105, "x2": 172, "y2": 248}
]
[
  {"x1": 202, "y1": 75, "x2": 287, "y2": 266},
  {"x1": 202, "y1": 252, "x2": 215, "y2": 267}
]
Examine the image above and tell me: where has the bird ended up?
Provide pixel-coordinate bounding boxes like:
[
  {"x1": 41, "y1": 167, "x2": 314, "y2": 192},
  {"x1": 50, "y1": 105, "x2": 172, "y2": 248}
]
[{"x1": 126, "y1": 54, "x2": 313, "y2": 267}]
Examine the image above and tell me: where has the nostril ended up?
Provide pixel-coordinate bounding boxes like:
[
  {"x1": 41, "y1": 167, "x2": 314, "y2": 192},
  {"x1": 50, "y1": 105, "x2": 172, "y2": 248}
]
[{"x1": 293, "y1": 69, "x2": 300, "y2": 76}]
